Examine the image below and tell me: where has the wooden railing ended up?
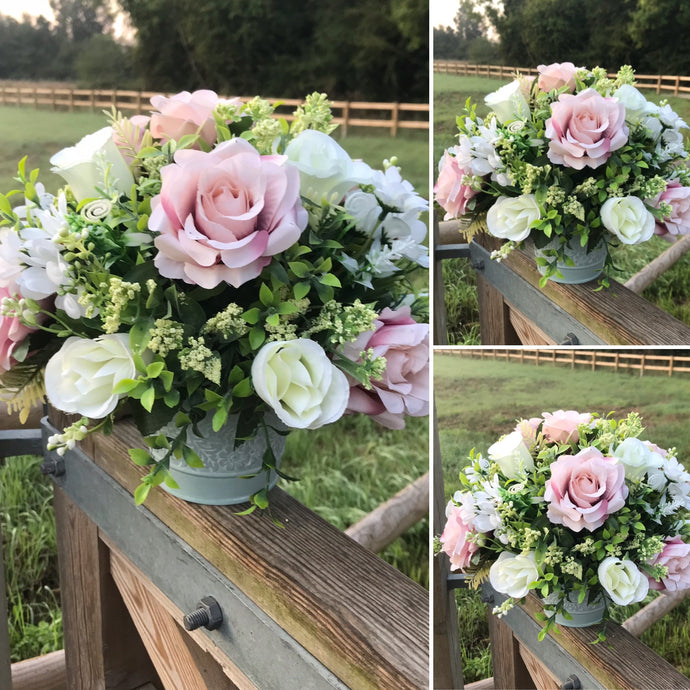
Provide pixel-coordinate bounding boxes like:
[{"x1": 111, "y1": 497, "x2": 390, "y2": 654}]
[
  {"x1": 1, "y1": 411, "x2": 428, "y2": 689},
  {"x1": 434, "y1": 60, "x2": 690, "y2": 96},
  {"x1": 437, "y1": 348, "x2": 690, "y2": 377},
  {"x1": 434, "y1": 217, "x2": 690, "y2": 346},
  {"x1": 0, "y1": 83, "x2": 428, "y2": 136}
]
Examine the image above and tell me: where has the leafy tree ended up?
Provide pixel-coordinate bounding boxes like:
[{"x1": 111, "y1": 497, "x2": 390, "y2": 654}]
[{"x1": 74, "y1": 33, "x2": 134, "y2": 88}]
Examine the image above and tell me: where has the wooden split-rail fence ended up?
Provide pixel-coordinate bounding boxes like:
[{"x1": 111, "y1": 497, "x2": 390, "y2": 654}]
[
  {"x1": 434, "y1": 60, "x2": 690, "y2": 97},
  {"x1": 434, "y1": 217, "x2": 690, "y2": 346},
  {"x1": 0, "y1": 407, "x2": 429, "y2": 690},
  {"x1": 437, "y1": 348, "x2": 690, "y2": 378},
  {"x1": 0, "y1": 83, "x2": 428, "y2": 137}
]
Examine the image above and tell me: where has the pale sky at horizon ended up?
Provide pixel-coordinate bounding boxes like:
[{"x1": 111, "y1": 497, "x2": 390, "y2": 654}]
[
  {"x1": 432, "y1": 0, "x2": 459, "y2": 29},
  {"x1": 0, "y1": 0, "x2": 54, "y2": 22}
]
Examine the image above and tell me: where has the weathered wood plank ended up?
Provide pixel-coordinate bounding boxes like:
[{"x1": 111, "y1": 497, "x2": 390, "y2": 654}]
[
  {"x1": 474, "y1": 233, "x2": 690, "y2": 345},
  {"x1": 433, "y1": 217, "x2": 450, "y2": 345},
  {"x1": 623, "y1": 590, "x2": 690, "y2": 638},
  {"x1": 518, "y1": 643, "x2": 560, "y2": 690},
  {"x1": 53, "y1": 487, "x2": 159, "y2": 690},
  {"x1": 519, "y1": 594, "x2": 690, "y2": 689},
  {"x1": 477, "y1": 273, "x2": 521, "y2": 345},
  {"x1": 110, "y1": 548, "x2": 239, "y2": 690},
  {"x1": 0, "y1": 519, "x2": 12, "y2": 690},
  {"x1": 487, "y1": 614, "x2": 536, "y2": 690},
  {"x1": 432, "y1": 422, "x2": 463, "y2": 690},
  {"x1": 11, "y1": 649, "x2": 66, "y2": 690},
  {"x1": 57, "y1": 416, "x2": 428, "y2": 690}
]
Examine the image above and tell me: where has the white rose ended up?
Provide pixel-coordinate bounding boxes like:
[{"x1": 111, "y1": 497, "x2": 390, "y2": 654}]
[
  {"x1": 601, "y1": 196, "x2": 655, "y2": 245},
  {"x1": 44, "y1": 333, "x2": 136, "y2": 418},
  {"x1": 50, "y1": 126, "x2": 134, "y2": 202},
  {"x1": 251, "y1": 339, "x2": 349, "y2": 429},
  {"x1": 284, "y1": 130, "x2": 372, "y2": 204},
  {"x1": 486, "y1": 195, "x2": 540, "y2": 242},
  {"x1": 614, "y1": 85, "x2": 662, "y2": 139},
  {"x1": 344, "y1": 190, "x2": 382, "y2": 234},
  {"x1": 489, "y1": 551, "x2": 538, "y2": 599},
  {"x1": 484, "y1": 80, "x2": 530, "y2": 124},
  {"x1": 598, "y1": 557, "x2": 649, "y2": 605},
  {"x1": 611, "y1": 437, "x2": 662, "y2": 480},
  {"x1": 488, "y1": 430, "x2": 535, "y2": 479}
]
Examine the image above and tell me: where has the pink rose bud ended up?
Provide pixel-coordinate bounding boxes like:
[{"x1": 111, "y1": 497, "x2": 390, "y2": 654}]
[
  {"x1": 541, "y1": 410, "x2": 592, "y2": 444},
  {"x1": 651, "y1": 181, "x2": 690, "y2": 239},
  {"x1": 537, "y1": 62, "x2": 580, "y2": 93},
  {"x1": 434, "y1": 149, "x2": 479, "y2": 220},
  {"x1": 440, "y1": 495, "x2": 480, "y2": 572},
  {"x1": 0, "y1": 286, "x2": 34, "y2": 373},
  {"x1": 149, "y1": 89, "x2": 223, "y2": 147},
  {"x1": 648, "y1": 536, "x2": 690, "y2": 591}
]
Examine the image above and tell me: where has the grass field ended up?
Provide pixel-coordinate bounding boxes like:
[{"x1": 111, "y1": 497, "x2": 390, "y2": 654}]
[
  {"x1": 435, "y1": 353, "x2": 690, "y2": 682},
  {"x1": 434, "y1": 73, "x2": 690, "y2": 344},
  {"x1": 0, "y1": 105, "x2": 430, "y2": 661}
]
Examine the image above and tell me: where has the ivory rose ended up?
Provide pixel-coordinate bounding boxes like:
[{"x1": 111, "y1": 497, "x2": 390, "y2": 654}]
[
  {"x1": 537, "y1": 62, "x2": 580, "y2": 93},
  {"x1": 484, "y1": 79, "x2": 530, "y2": 123},
  {"x1": 149, "y1": 89, "x2": 223, "y2": 146},
  {"x1": 343, "y1": 306, "x2": 429, "y2": 430},
  {"x1": 489, "y1": 551, "x2": 539, "y2": 599},
  {"x1": 612, "y1": 437, "x2": 662, "y2": 480},
  {"x1": 598, "y1": 557, "x2": 649, "y2": 605},
  {"x1": 440, "y1": 494, "x2": 480, "y2": 572},
  {"x1": 284, "y1": 129, "x2": 372, "y2": 204},
  {"x1": 44, "y1": 334, "x2": 136, "y2": 418},
  {"x1": 545, "y1": 88, "x2": 628, "y2": 169},
  {"x1": 150, "y1": 138, "x2": 308, "y2": 289},
  {"x1": 601, "y1": 196, "x2": 655, "y2": 245},
  {"x1": 50, "y1": 126, "x2": 134, "y2": 202},
  {"x1": 651, "y1": 181, "x2": 690, "y2": 238},
  {"x1": 541, "y1": 410, "x2": 591, "y2": 444},
  {"x1": 486, "y1": 194, "x2": 540, "y2": 242},
  {"x1": 648, "y1": 536, "x2": 690, "y2": 592},
  {"x1": 545, "y1": 447, "x2": 628, "y2": 532},
  {"x1": 488, "y1": 431, "x2": 535, "y2": 479},
  {"x1": 251, "y1": 339, "x2": 349, "y2": 430},
  {"x1": 434, "y1": 149, "x2": 479, "y2": 219},
  {"x1": 0, "y1": 286, "x2": 33, "y2": 373}
]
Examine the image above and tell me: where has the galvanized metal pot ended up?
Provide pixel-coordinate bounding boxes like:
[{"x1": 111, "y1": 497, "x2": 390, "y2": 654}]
[{"x1": 533, "y1": 236, "x2": 607, "y2": 285}]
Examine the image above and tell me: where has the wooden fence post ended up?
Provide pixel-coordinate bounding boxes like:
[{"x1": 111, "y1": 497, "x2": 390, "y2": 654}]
[
  {"x1": 342, "y1": 101, "x2": 350, "y2": 137},
  {"x1": 657, "y1": 75, "x2": 662, "y2": 94},
  {"x1": 675, "y1": 76, "x2": 680, "y2": 96},
  {"x1": 391, "y1": 102, "x2": 399, "y2": 137},
  {"x1": 69, "y1": 89, "x2": 74, "y2": 112}
]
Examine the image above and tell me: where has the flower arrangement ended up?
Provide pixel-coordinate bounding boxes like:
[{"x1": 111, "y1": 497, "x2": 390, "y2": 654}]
[
  {"x1": 439, "y1": 411, "x2": 690, "y2": 639},
  {"x1": 0, "y1": 90, "x2": 429, "y2": 509},
  {"x1": 434, "y1": 63, "x2": 690, "y2": 285}
]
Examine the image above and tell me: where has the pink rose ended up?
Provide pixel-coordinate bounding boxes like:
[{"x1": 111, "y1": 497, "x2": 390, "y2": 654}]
[
  {"x1": 150, "y1": 138, "x2": 308, "y2": 289},
  {"x1": 537, "y1": 62, "x2": 580, "y2": 93},
  {"x1": 648, "y1": 536, "x2": 690, "y2": 591},
  {"x1": 149, "y1": 90, "x2": 224, "y2": 147},
  {"x1": 545, "y1": 88, "x2": 628, "y2": 170},
  {"x1": 545, "y1": 447, "x2": 628, "y2": 532},
  {"x1": 643, "y1": 440, "x2": 667, "y2": 457},
  {"x1": 514, "y1": 417, "x2": 542, "y2": 444},
  {"x1": 434, "y1": 149, "x2": 479, "y2": 220},
  {"x1": 440, "y1": 495, "x2": 479, "y2": 572},
  {"x1": 651, "y1": 181, "x2": 690, "y2": 239},
  {"x1": 343, "y1": 306, "x2": 429, "y2": 430},
  {"x1": 542, "y1": 410, "x2": 592, "y2": 444},
  {"x1": 0, "y1": 286, "x2": 33, "y2": 373}
]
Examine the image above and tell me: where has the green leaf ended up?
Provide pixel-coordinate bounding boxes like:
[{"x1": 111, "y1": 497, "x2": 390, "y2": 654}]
[
  {"x1": 141, "y1": 386, "x2": 156, "y2": 412},
  {"x1": 319, "y1": 273, "x2": 341, "y2": 287},
  {"x1": 134, "y1": 483, "x2": 151, "y2": 505},
  {"x1": 233, "y1": 377, "x2": 252, "y2": 398},
  {"x1": 249, "y1": 326, "x2": 265, "y2": 350},
  {"x1": 265, "y1": 313, "x2": 280, "y2": 327},
  {"x1": 293, "y1": 281, "x2": 310, "y2": 300},
  {"x1": 212, "y1": 407, "x2": 228, "y2": 432},
  {"x1": 234, "y1": 504, "x2": 257, "y2": 516},
  {"x1": 253, "y1": 488, "x2": 269, "y2": 510},
  {"x1": 163, "y1": 389, "x2": 180, "y2": 407},
  {"x1": 182, "y1": 446, "x2": 204, "y2": 468},
  {"x1": 146, "y1": 361, "x2": 165, "y2": 379},
  {"x1": 128, "y1": 448, "x2": 153, "y2": 466},
  {"x1": 259, "y1": 282, "x2": 273, "y2": 307},
  {"x1": 160, "y1": 370, "x2": 174, "y2": 392},
  {"x1": 129, "y1": 317, "x2": 154, "y2": 354},
  {"x1": 0, "y1": 193, "x2": 11, "y2": 215},
  {"x1": 163, "y1": 474, "x2": 180, "y2": 490},
  {"x1": 243, "y1": 308, "x2": 262, "y2": 325},
  {"x1": 289, "y1": 261, "x2": 311, "y2": 278}
]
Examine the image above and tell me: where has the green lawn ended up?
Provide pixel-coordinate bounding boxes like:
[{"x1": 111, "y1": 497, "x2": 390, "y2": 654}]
[
  {"x1": 434, "y1": 73, "x2": 690, "y2": 344},
  {"x1": 435, "y1": 353, "x2": 690, "y2": 682},
  {"x1": 0, "y1": 105, "x2": 429, "y2": 661}
]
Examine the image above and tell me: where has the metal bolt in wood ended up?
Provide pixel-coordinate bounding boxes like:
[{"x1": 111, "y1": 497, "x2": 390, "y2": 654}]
[{"x1": 183, "y1": 596, "x2": 223, "y2": 631}]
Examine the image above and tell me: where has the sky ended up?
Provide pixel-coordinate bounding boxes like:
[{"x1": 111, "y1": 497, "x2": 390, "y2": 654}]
[
  {"x1": 432, "y1": 0, "x2": 458, "y2": 29},
  {"x1": 0, "y1": 0, "x2": 54, "y2": 21}
]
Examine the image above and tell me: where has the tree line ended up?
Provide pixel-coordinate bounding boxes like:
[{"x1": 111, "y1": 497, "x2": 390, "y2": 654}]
[
  {"x1": 435, "y1": 0, "x2": 690, "y2": 76},
  {"x1": 0, "y1": 0, "x2": 428, "y2": 102}
]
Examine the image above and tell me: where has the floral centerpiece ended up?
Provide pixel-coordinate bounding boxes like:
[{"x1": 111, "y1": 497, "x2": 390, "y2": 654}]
[
  {"x1": 435, "y1": 63, "x2": 690, "y2": 285},
  {"x1": 0, "y1": 90, "x2": 429, "y2": 510},
  {"x1": 439, "y1": 411, "x2": 690, "y2": 638}
]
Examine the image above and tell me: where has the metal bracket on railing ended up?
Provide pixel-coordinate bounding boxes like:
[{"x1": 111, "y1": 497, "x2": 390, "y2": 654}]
[
  {"x1": 40, "y1": 456, "x2": 65, "y2": 477},
  {"x1": 560, "y1": 333, "x2": 580, "y2": 346},
  {"x1": 561, "y1": 674, "x2": 582, "y2": 689},
  {"x1": 447, "y1": 572, "x2": 469, "y2": 590}
]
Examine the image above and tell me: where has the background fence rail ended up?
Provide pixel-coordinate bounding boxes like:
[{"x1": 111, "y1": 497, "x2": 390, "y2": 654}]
[
  {"x1": 0, "y1": 83, "x2": 428, "y2": 136},
  {"x1": 433, "y1": 61, "x2": 690, "y2": 96},
  {"x1": 436, "y1": 347, "x2": 690, "y2": 377}
]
